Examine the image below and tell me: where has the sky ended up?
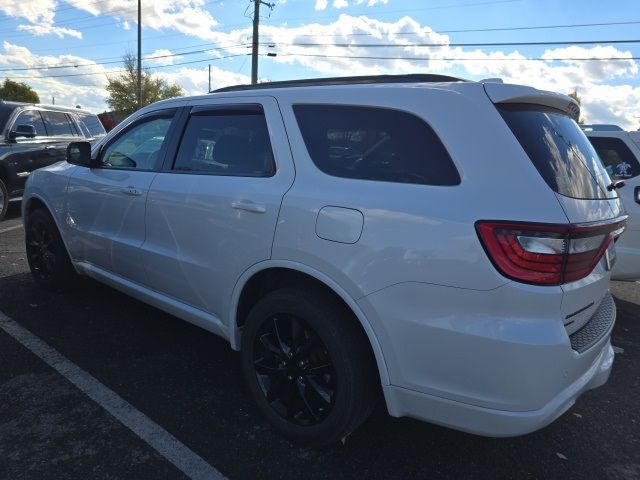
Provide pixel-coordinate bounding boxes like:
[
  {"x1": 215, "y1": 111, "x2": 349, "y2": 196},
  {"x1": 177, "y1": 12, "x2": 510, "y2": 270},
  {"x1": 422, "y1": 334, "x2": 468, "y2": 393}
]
[{"x1": 0, "y1": 0, "x2": 638, "y2": 129}]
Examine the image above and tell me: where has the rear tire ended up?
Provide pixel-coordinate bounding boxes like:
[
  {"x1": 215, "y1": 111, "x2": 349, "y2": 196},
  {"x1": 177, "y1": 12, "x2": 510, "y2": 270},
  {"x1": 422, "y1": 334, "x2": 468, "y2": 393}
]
[
  {"x1": 241, "y1": 287, "x2": 378, "y2": 446},
  {"x1": 25, "y1": 208, "x2": 77, "y2": 292},
  {"x1": 0, "y1": 178, "x2": 8, "y2": 221}
]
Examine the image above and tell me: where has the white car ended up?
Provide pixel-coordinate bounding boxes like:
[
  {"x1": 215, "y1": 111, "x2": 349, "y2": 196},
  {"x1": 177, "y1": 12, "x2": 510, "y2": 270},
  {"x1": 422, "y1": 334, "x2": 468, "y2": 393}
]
[
  {"x1": 22, "y1": 75, "x2": 626, "y2": 445},
  {"x1": 584, "y1": 125, "x2": 640, "y2": 280}
]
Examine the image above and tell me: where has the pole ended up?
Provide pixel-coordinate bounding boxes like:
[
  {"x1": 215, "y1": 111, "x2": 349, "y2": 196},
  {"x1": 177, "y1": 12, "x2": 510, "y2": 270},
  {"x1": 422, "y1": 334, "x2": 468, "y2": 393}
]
[
  {"x1": 208, "y1": 64, "x2": 211, "y2": 93},
  {"x1": 251, "y1": 0, "x2": 260, "y2": 84},
  {"x1": 137, "y1": 0, "x2": 142, "y2": 109}
]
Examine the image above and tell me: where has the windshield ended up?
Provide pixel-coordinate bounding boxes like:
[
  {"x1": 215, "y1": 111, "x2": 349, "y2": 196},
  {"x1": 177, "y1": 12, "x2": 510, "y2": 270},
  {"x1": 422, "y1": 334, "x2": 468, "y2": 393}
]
[{"x1": 499, "y1": 104, "x2": 616, "y2": 200}]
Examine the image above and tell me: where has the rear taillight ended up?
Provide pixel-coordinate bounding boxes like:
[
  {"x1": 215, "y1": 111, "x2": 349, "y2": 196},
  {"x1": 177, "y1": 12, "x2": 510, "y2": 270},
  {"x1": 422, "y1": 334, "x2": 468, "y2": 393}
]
[{"x1": 476, "y1": 219, "x2": 626, "y2": 285}]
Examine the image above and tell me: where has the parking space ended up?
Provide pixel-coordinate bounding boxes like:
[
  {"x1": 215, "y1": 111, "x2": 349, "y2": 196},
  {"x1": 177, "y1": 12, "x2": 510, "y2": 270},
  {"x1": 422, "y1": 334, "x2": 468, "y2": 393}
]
[{"x1": 1, "y1": 205, "x2": 639, "y2": 480}]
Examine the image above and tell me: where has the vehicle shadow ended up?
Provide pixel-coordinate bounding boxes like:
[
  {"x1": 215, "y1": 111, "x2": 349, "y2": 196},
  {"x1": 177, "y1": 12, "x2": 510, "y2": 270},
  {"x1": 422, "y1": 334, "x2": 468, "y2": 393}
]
[
  {"x1": 0, "y1": 272, "x2": 638, "y2": 480},
  {"x1": 2, "y1": 202, "x2": 22, "y2": 222}
]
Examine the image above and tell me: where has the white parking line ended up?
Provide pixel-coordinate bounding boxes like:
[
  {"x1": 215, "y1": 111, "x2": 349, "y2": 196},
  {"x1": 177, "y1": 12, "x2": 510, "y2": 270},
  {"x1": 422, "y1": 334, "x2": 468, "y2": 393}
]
[
  {"x1": 0, "y1": 311, "x2": 227, "y2": 480},
  {"x1": 0, "y1": 224, "x2": 23, "y2": 234}
]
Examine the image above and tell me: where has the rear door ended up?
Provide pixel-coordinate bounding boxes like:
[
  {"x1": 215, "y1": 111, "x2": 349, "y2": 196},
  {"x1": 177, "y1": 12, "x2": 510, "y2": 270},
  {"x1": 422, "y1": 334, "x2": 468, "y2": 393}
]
[
  {"x1": 40, "y1": 110, "x2": 82, "y2": 167},
  {"x1": 588, "y1": 134, "x2": 640, "y2": 280},
  {"x1": 65, "y1": 108, "x2": 178, "y2": 283},
  {"x1": 141, "y1": 96, "x2": 295, "y2": 318}
]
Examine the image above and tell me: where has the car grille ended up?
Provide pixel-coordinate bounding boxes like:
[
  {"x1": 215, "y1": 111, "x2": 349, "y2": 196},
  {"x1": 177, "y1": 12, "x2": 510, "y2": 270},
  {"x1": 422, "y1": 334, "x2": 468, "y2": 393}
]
[{"x1": 569, "y1": 292, "x2": 615, "y2": 354}]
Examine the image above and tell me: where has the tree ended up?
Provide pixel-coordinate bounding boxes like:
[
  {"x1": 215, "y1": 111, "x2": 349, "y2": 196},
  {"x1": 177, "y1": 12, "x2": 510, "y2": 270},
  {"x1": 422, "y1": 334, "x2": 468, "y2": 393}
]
[
  {"x1": 568, "y1": 90, "x2": 584, "y2": 124},
  {"x1": 0, "y1": 79, "x2": 40, "y2": 103},
  {"x1": 106, "y1": 53, "x2": 184, "y2": 116}
]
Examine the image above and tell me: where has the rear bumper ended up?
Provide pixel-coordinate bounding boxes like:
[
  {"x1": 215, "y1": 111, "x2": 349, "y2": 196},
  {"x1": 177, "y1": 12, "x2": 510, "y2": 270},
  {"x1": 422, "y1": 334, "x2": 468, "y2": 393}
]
[
  {"x1": 358, "y1": 281, "x2": 616, "y2": 436},
  {"x1": 382, "y1": 341, "x2": 613, "y2": 437}
]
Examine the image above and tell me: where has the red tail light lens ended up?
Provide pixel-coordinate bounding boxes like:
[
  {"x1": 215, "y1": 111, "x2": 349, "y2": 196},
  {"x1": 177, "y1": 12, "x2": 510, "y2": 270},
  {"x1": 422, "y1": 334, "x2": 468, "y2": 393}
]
[{"x1": 476, "y1": 219, "x2": 626, "y2": 285}]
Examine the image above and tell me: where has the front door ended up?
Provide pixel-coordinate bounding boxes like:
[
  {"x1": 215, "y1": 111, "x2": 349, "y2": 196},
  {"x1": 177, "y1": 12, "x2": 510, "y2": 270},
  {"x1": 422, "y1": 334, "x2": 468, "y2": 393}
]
[
  {"x1": 65, "y1": 108, "x2": 179, "y2": 284},
  {"x1": 141, "y1": 97, "x2": 295, "y2": 318}
]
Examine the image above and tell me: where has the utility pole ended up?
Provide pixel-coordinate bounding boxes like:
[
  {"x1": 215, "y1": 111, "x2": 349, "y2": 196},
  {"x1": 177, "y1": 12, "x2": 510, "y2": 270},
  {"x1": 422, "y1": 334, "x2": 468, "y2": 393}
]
[
  {"x1": 208, "y1": 64, "x2": 211, "y2": 93},
  {"x1": 137, "y1": 0, "x2": 142, "y2": 110},
  {"x1": 250, "y1": 0, "x2": 274, "y2": 84}
]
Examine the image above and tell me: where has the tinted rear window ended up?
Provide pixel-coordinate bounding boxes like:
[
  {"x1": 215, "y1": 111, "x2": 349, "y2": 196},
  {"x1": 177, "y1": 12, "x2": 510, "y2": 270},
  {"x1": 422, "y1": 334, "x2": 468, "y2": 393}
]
[
  {"x1": 588, "y1": 136, "x2": 640, "y2": 180},
  {"x1": 499, "y1": 104, "x2": 615, "y2": 200},
  {"x1": 293, "y1": 105, "x2": 460, "y2": 186}
]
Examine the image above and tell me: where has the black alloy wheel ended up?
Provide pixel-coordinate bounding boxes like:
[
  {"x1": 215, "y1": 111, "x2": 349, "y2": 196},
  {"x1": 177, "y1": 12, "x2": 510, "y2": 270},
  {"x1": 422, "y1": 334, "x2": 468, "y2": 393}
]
[
  {"x1": 241, "y1": 287, "x2": 378, "y2": 446},
  {"x1": 253, "y1": 314, "x2": 336, "y2": 426},
  {"x1": 25, "y1": 208, "x2": 77, "y2": 291},
  {"x1": 26, "y1": 218, "x2": 57, "y2": 282}
]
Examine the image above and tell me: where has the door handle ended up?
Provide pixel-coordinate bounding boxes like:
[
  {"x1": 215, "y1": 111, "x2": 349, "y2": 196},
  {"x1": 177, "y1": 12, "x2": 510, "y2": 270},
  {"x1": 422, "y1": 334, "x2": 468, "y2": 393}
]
[
  {"x1": 121, "y1": 186, "x2": 143, "y2": 196},
  {"x1": 231, "y1": 201, "x2": 267, "y2": 214}
]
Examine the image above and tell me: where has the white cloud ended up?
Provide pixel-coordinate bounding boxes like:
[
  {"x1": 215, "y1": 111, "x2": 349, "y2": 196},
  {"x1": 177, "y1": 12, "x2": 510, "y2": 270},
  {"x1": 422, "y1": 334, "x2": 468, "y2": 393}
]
[
  {"x1": 356, "y1": 0, "x2": 389, "y2": 5},
  {"x1": 0, "y1": 0, "x2": 82, "y2": 39},
  {"x1": 333, "y1": 0, "x2": 349, "y2": 8},
  {"x1": 212, "y1": 14, "x2": 640, "y2": 129},
  {"x1": 144, "y1": 49, "x2": 181, "y2": 65},
  {"x1": 0, "y1": 42, "x2": 249, "y2": 112},
  {"x1": 315, "y1": 0, "x2": 329, "y2": 10},
  {"x1": 65, "y1": 0, "x2": 220, "y2": 41}
]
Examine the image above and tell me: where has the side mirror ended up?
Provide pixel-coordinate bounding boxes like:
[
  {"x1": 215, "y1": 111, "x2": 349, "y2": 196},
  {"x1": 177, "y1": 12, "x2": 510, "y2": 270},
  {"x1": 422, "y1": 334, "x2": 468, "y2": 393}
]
[
  {"x1": 9, "y1": 124, "x2": 37, "y2": 140},
  {"x1": 66, "y1": 141, "x2": 94, "y2": 167}
]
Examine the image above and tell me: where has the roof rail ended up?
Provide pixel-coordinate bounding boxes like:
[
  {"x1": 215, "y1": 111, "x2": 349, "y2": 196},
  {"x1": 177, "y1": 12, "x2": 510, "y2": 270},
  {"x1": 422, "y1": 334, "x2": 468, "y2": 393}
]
[
  {"x1": 581, "y1": 124, "x2": 624, "y2": 132},
  {"x1": 212, "y1": 74, "x2": 468, "y2": 93}
]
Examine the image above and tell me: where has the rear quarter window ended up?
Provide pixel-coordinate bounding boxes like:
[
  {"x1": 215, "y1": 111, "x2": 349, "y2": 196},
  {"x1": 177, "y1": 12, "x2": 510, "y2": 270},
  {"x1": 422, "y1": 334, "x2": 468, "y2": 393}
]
[
  {"x1": 498, "y1": 104, "x2": 615, "y2": 200},
  {"x1": 293, "y1": 104, "x2": 460, "y2": 186}
]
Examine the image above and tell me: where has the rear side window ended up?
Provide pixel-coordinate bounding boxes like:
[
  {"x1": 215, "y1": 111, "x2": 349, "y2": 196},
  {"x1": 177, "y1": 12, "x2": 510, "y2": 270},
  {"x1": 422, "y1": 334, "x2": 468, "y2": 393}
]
[
  {"x1": 13, "y1": 110, "x2": 47, "y2": 136},
  {"x1": 78, "y1": 113, "x2": 106, "y2": 136},
  {"x1": 293, "y1": 105, "x2": 460, "y2": 186},
  {"x1": 588, "y1": 137, "x2": 640, "y2": 180},
  {"x1": 41, "y1": 111, "x2": 77, "y2": 137},
  {"x1": 498, "y1": 104, "x2": 615, "y2": 200},
  {"x1": 173, "y1": 107, "x2": 275, "y2": 177}
]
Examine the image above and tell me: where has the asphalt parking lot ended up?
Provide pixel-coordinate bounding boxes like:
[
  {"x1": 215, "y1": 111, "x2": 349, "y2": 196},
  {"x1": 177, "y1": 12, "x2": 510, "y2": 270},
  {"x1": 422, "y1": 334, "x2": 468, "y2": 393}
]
[{"x1": 1, "y1": 201, "x2": 639, "y2": 480}]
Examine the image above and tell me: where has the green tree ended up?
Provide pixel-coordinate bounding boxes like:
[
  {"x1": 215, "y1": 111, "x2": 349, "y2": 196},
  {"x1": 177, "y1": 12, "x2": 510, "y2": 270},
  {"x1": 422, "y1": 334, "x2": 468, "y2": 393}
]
[
  {"x1": 106, "y1": 52, "x2": 184, "y2": 116},
  {"x1": 0, "y1": 79, "x2": 40, "y2": 103},
  {"x1": 568, "y1": 90, "x2": 584, "y2": 124}
]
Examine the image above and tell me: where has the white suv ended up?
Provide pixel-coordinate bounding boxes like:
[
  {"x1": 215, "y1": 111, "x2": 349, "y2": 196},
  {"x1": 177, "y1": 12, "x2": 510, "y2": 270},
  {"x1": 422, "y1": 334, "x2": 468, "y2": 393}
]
[
  {"x1": 584, "y1": 125, "x2": 640, "y2": 280},
  {"x1": 22, "y1": 75, "x2": 626, "y2": 445}
]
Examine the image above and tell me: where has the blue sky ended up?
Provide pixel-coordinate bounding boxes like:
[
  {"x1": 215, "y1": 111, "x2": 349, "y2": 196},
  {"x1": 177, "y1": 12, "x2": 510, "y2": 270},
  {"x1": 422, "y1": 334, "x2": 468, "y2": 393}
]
[{"x1": 0, "y1": 0, "x2": 638, "y2": 128}]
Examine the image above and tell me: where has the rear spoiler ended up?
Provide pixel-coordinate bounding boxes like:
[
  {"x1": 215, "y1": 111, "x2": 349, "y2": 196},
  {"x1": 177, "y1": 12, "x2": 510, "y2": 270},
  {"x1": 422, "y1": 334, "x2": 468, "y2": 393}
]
[{"x1": 483, "y1": 83, "x2": 581, "y2": 121}]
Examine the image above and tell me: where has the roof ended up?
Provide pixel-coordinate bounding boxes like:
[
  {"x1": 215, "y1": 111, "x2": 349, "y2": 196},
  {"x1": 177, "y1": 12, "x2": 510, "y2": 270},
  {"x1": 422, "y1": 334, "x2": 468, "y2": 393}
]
[{"x1": 212, "y1": 74, "x2": 468, "y2": 93}]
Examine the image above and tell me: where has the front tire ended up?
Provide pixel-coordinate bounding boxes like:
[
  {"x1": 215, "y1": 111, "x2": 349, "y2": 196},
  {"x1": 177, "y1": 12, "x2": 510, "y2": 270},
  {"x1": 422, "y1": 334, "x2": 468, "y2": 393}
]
[
  {"x1": 25, "y1": 208, "x2": 77, "y2": 292},
  {"x1": 0, "y1": 178, "x2": 8, "y2": 221},
  {"x1": 241, "y1": 287, "x2": 378, "y2": 446}
]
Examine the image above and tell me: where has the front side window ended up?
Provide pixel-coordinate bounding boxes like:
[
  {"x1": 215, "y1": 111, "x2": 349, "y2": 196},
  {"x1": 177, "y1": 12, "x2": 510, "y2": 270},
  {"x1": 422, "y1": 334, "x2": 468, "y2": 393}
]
[
  {"x1": 588, "y1": 136, "x2": 640, "y2": 180},
  {"x1": 100, "y1": 115, "x2": 173, "y2": 170},
  {"x1": 13, "y1": 110, "x2": 47, "y2": 136},
  {"x1": 41, "y1": 111, "x2": 77, "y2": 137},
  {"x1": 293, "y1": 104, "x2": 460, "y2": 186},
  {"x1": 173, "y1": 107, "x2": 275, "y2": 177}
]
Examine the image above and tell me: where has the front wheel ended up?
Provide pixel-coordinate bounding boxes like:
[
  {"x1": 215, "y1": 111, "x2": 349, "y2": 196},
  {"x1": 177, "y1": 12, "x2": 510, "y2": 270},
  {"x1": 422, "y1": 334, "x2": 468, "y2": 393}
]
[
  {"x1": 241, "y1": 287, "x2": 378, "y2": 446},
  {"x1": 0, "y1": 178, "x2": 8, "y2": 221},
  {"x1": 25, "y1": 208, "x2": 77, "y2": 291}
]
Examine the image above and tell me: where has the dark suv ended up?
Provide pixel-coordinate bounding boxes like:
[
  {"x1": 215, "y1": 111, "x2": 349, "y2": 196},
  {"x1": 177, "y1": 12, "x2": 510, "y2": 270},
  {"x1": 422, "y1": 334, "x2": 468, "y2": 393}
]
[{"x1": 0, "y1": 101, "x2": 106, "y2": 220}]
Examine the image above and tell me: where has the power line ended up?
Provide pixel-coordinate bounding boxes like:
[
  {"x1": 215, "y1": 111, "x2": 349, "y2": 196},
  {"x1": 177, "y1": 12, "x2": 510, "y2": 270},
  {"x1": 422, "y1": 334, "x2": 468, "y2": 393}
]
[
  {"x1": 267, "y1": 38, "x2": 640, "y2": 48},
  {"x1": 276, "y1": 52, "x2": 640, "y2": 62},
  {"x1": 0, "y1": 43, "x2": 251, "y2": 72},
  {"x1": 4, "y1": 53, "x2": 248, "y2": 80},
  {"x1": 263, "y1": 20, "x2": 640, "y2": 37}
]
